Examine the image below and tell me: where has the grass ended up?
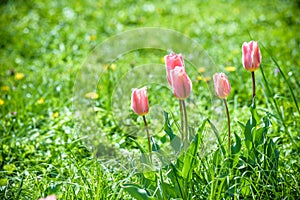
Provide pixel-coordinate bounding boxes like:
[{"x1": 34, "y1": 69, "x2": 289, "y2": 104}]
[{"x1": 0, "y1": 0, "x2": 299, "y2": 199}]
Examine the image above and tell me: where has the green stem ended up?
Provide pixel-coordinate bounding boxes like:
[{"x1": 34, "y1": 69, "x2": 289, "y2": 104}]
[
  {"x1": 223, "y1": 99, "x2": 231, "y2": 154},
  {"x1": 182, "y1": 100, "x2": 188, "y2": 147},
  {"x1": 251, "y1": 71, "x2": 256, "y2": 106},
  {"x1": 179, "y1": 100, "x2": 184, "y2": 142},
  {"x1": 143, "y1": 115, "x2": 152, "y2": 163}
]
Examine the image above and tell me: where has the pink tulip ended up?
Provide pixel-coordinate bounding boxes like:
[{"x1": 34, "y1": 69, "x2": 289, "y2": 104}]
[
  {"x1": 164, "y1": 52, "x2": 185, "y2": 85},
  {"x1": 213, "y1": 73, "x2": 231, "y2": 99},
  {"x1": 131, "y1": 87, "x2": 149, "y2": 116},
  {"x1": 242, "y1": 41, "x2": 261, "y2": 72},
  {"x1": 170, "y1": 66, "x2": 192, "y2": 99}
]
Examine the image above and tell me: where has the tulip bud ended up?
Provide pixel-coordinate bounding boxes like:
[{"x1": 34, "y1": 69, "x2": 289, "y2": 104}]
[
  {"x1": 213, "y1": 73, "x2": 231, "y2": 99},
  {"x1": 131, "y1": 87, "x2": 149, "y2": 116},
  {"x1": 164, "y1": 52, "x2": 185, "y2": 85},
  {"x1": 242, "y1": 41, "x2": 261, "y2": 72},
  {"x1": 170, "y1": 66, "x2": 192, "y2": 99}
]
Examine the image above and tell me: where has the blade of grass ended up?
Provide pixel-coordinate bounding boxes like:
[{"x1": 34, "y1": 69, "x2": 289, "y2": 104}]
[
  {"x1": 260, "y1": 64, "x2": 298, "y2": 147},
  {"x1": 261, "y1": 44, "x2": 300, "y2": 115}
]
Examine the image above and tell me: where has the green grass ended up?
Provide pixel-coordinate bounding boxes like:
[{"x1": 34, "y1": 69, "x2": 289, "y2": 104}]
[{"x1": 1, "y1": 0, "x2": 300, "y2": 199}]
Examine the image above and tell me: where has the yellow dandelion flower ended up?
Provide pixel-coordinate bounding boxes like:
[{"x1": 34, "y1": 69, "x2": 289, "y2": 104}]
[
  {"x1": 85, "y1": 92, "x2": 99, "y2": 99},
  {"x1": 15, "y1": 73, "x2": 25, "y2": 80},
  {"x1": 203, "y1": 77, "x2": 211, "y2": 82},
  {"x1": 1, "y1": 86, "x2": 9, "y2": 91},
  {"x1": 110, "y1": 64, "x2": 117, "y2": 71},
  {"x1": 52, "y1": 112, "x2": 59, "y2": 118},
  {"x1": 37, "y1": 97, "x2": 44, "y2": 104},
  {"x1": 198, "y1": 76, "x2": 211, "y2": 82},
  {"x1": 225, "y1": 66, "x2": 236, "y2": 72},
  {"x1": 232, "y1": 49, "x2": 239, "y2": 55},
  {"x1": 197, "y1": 67, "x2": 206, "y2": 73},
  {"x1": 89, "y1": 35, "x2": 96, "y2": 41},
  {"x1": 0, "y1": 99, "x2": 4, "y2": 106}
]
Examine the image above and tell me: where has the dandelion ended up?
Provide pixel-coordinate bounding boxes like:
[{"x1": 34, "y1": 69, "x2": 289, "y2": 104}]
[
  {"x1": 89, "y1": 35, "x2": 96, "y2": 41},
  {"x1": 225, "y1": 66, "x2": 236, "y2": 72},
  {"x1": 52, "y1": 112, "x2": 59, "y2": 118},
  {"x1": 110, "y1": 64, "x2": 117, "y2": 71},
  {"x1": 0, "y1": 99, "x2": 4, "y2": 106},
  {"x1": 14, "y1": 73, "x2": 25, "y2": 80},
  {"x1": 198, "y1": 76, "x2": 211, "y2": 82},
  {"x1": 37, "y1": 97, "x2": 44, "y2": 104},
  {"x1": 197, "y1": 67, "x2": 206, "y2": 73},
  {"x1": 85, "y1": 92, "x2": 99, "y2": 99},
  {"x1": 1, "y1": 86, "x2": 9, "y2": 91},
  {"x1": 203, "y1": 77, "x2": 211, "y2": 82}
]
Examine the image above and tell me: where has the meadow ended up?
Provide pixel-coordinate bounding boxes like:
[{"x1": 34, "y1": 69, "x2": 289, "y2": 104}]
[{"x1": 0, "y1": 0, "x2": 299, "y2": 199}]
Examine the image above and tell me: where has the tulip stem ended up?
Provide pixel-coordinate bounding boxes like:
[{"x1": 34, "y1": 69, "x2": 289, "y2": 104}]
[
  {"x1": 182, "y1": 100, "x2": 189, "y2": 147},
  {"x1": 179, "y1": 100, "x2": 184, "y2": 141},
  {"x1": 223, "y1": 99, "x2": 231, "y2": 154},
  {"x1": 143, "y1": 115, "x2": 152, "y2": 163},
  {"x1": 251, "y1": 71, "x2": 256, "y2": 106}
]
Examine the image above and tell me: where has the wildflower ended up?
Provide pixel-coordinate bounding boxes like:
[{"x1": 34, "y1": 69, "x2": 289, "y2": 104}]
[
  {"x1": 52, "y1": 112, "x2": 59, "y2": 118},
  {"x1": 85, "y1": 92, "x2": 99, "y2": 99},
  {"x1": 1, "y1": 86, "x2": 9, "y2": 91},
  {"x1": 14, "y1": 73, "x2": 25, "y2": 80},
  {"x1": 89, "y1": 35, "x2": 96, "y2": 41},
  {"x1": 110, "y1": 64, "x2": 117, "y2": 71},
  {"x1": 37, "y1": 97, "x2": 44, "y2": 104},
  {"x1": 197, "y1": 67, "x2": 206, "y2": 73},
  {"x1": 225, "y1": 66, "x2": 236, "y2": 72}
]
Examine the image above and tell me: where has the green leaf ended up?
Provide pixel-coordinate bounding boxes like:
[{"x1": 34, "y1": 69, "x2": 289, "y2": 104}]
[
  {"x1": 243, "y1": 106, "x2": 259, "y2": 152},
  {"x1": 163, "y1": 111, "x2": 176, "y2": 140},
  {"x1": 151, "y1": 137, "x2": 160, "y2": 151},
  {"x1": 253, "y1": 127, "x2": 265, "y2": 148},
  {"x1": 122, "y1": 183, "x2": 155, "y2": 200},
  {"x1": 160, "y1": 182, "x2": 178, "y2": 198},
  {"x1": 182, "y1": 119, "x2": 207, "y2": 180},
  {"x1": 231, "y1": 132, "x2": 241, "y2": 154},
  {"x1": 3, "y1": 164, "x2": 16, "y2": 175},
  {"x1": 163, "y1": 111, "x2": 181, "y2": 153}
]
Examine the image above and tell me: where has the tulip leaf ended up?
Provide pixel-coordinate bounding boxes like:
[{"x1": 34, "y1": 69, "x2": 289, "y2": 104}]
[
  {"x1": 182, "y1": 119, "x2": 206, "y2": 180},
  {"x1": 231, "y1": 132, "x2": 241, "y2": 154},
  {"x1": 163, "y1": 111, "x2": 176, "y2": 140},
  {"x1": 163, "y1": 111, "x2": 181, "y2": 153}
]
